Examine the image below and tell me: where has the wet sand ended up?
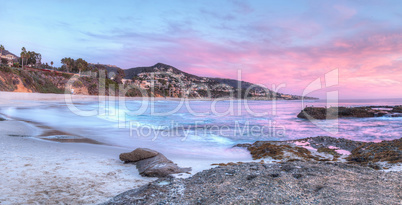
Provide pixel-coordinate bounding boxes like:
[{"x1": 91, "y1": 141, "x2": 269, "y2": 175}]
[{"x1": 0, "y1": 119, "x2": 156, "y2": 204}]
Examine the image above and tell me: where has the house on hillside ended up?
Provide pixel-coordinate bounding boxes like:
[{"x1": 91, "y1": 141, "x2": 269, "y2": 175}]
[
  {"x1": 121, "y1": 79, "x2": 133, "y2": 85},
  {"x1": 0, "y1": 50, "x2": 18, "y2": 67}
]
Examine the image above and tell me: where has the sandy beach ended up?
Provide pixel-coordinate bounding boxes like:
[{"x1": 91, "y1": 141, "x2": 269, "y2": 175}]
[
  {"x1": 0, "y1": 92, "x2": 247, "y2": 204},
  {"x1": 0, "y1": 91, "x2": 400, "y2": 204},
  {"x1": 0, "y1": 92, "x2": 158, "y2": 204},
  {"x1": 0, "y1": 119, "x2": 157, "y2": 204}
]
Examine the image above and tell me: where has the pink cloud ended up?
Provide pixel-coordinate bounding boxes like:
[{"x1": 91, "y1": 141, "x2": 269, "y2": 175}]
[
  {"x1": 90, "y1": 15, "x2": 401, "y2": 99},
  {"x1": 333, "y1": 5, "x2": 357, "y2": 20},
  {"x1": 148, "y1": 30, "x2": 402, "y2": 99}
]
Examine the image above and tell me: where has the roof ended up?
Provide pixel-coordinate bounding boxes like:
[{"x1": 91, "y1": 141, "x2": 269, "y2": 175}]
[{"x1": 1, "y1": 50, "x2": 18, "y2": 58}]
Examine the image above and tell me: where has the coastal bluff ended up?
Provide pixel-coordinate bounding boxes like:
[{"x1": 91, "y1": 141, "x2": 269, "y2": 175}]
[{"x1": 297, "y1": 106, "x2": 402, "y2": 119}]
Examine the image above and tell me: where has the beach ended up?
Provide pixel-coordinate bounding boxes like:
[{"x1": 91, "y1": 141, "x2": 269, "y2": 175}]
[
  {"x1": 0, "y1": 91, "x2": 401, "y2": 204},
  {"x1": 0, "y1": 119, "x2": 158, "y2": 204},
  {"x1": 0, "y1": 92, "x2": 248, "y2": 204}
]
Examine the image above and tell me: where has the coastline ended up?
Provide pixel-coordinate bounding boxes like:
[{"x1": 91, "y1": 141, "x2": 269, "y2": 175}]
[
  {"x1": 0, "y1": 119, "x2": 157, "y2": 204},
  {"x1": 0, "y1": 91, "x2": 400, "y2": 204},
  {"x1": 0, "y1": 96, "x2": 252, "y2": 204},
  {"x1": 0, "y1": 118, "x2": 254, "y2": 204},
  {"x1": 0, "y1": 91, "x2": 310, "y2": 104}
]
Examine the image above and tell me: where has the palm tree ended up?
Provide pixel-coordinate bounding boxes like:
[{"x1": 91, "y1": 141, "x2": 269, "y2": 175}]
[
  {"x1": 61, "y1": 57, "x2": 75, "y2": 73},
  {"x1": 75, "y1": 58, "x2": 88, "y2": 75},
  {"x1": 68, "y1": 58, "x2": 75, "y2": 73},
  {"x1": 20, "y1": 47, "x2": 27, "y2": 69},
  {"x1": 25, "y1": 52, "x2": 30, "y2": 67},
  {"x1": 0, "y1": 45, "x2": 4, "y2": 65}
]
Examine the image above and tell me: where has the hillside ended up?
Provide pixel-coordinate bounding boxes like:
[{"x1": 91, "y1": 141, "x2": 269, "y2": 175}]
[
  {"x1": 119, "y1": 63, "x2": 314, "y2": 100},
  {"x1": 0, "y1": 64, "x2": 317, "y2": 100},
  {"x1": 122, "y1": 63, "x2": 201, "y2": 80},
  {"x1": 0, "y1": 66, "x2": 114, "y2": 96}
]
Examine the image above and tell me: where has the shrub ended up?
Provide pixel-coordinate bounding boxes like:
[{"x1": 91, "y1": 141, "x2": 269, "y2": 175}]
[
  {"x1": 0, "y1": 66, "x2": 12, "y2": 73},
  {"x1": 73, "y1": 80, "x2": 83, "y2": 88}
]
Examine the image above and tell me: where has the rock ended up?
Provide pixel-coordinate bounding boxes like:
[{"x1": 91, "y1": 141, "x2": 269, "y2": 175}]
[
  {"x1": 119, "y1": 148, "x2": 192, "y2": 177},
  {"x1": 136, "y1": 153, "x2": 191, "y2": 177},
  {"x1": 297, "y1": 106, "x2": 402, "y2": 120},
  {"x1": 346, "y1": 138, "x2": 402, "y2": 165},
  {"x1": 390, "y1": 113, "x2": 402, "y2": 117},
  {"x1": 119, "y1": 148, "x2": 159, "y2": 163},
  {"x1": 297, "y1": 107, "x2": 327, "y2": 119},
  {"x1": 102, "y1": 161, "x2": 402, "y2": 205}
]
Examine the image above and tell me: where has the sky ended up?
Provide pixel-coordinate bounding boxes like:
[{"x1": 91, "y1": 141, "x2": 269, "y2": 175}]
[{"x1": 0, "y1": 0, "x2": 401, "y2": 99}]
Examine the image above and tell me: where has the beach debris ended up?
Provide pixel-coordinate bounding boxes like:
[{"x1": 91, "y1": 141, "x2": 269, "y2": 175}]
[{"x1": 120, "y1": 148, "x2": 191, "y2": 177}]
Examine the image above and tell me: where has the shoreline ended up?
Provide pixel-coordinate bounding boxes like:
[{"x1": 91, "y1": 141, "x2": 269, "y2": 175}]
[
  {"x1": 0, "y1": 119, "x2": 156, "y2": 204},
  {"x1": 0, "y1": 113, "x2": 252, "y2": 204},
  {"x1": 0, "y1": 91, "x2": 310, "y2": 103},
  {"x1": 0, "y1": 91, "x2": 400, "y2": 204},
  {"x1": 1, "y1": 112, "x2": 400, "y2": 204}
]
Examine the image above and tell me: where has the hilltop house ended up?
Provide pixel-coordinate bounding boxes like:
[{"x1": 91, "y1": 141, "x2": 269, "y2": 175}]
[{"x1": 0, "y1": 50, "x2": 18, "y2": 67}]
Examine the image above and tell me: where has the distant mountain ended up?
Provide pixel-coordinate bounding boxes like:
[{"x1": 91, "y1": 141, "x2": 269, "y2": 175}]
[
  {"x1": 118, "y1": 63, "x2": 316, "y2": 100},
  {"x1": 123, "y1": 63, "x2": 201, "y2": 80},
  {"x1": 211, "y1": 78, "x2": 264, "y2": 91},
  {"x1": 123, "y1": 63, "x2": 262, "y2": 90}
]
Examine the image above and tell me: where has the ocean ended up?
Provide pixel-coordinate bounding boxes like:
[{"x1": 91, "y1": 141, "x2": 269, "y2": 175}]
[{"x1": 1, "y1": 98, "x2": 401, "y2": 160}]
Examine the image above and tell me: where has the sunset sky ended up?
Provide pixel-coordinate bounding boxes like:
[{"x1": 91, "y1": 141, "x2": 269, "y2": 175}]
[{"x1": 1, "y1": 0, "x2": 401, "y2": 99}]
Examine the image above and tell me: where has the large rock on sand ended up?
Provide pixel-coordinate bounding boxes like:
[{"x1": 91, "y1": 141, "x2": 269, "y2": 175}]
[
  {"x1": 136, "y1": 153, "x2": 191, "y2": 177},
  {"x1": 119, "y1": 148, "x2": 159, "y2": 163},
  {"x1": 120, "y1": 148, "x2": 191, "y2": 177}
]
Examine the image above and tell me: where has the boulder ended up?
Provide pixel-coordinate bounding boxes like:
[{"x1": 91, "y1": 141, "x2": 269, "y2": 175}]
[
  {"x1": 120, "y1": 148, "x2": 192, "y2": 177},
  {"x1": 119, "y1": 148, "x2": 159, "y2": 163},
  {"x1": 136, "y1": 153, "x2": 191, "y2": 177}
]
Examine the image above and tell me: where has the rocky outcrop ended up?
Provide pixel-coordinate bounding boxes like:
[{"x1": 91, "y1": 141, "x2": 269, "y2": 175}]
[
  {"x1": 102, "y1": 161, "x2": 402, "y2": 205},
  {"x1": 347, "y1": 138, "x2": 402, "y2": 165},
  {"x1": 119, "y1": 148, "x2": 191, "y2": 177},
  {"x1": 290, "y1": 136, "x2": 366, "y2": 152},
  {"x1": 235, "y1": 136, "x2": 402, "y2": 170},
  {"x1": 297, "y1": 106, "x2": 402, "y2": 119},
  {"x1": 234, "y1": 141, "x2": 320, "y2": 161}
]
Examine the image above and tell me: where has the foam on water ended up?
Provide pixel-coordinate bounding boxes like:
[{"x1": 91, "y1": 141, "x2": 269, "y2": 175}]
[{"x1": 1, "y1": 98, "x2": 401, "y2": 158}]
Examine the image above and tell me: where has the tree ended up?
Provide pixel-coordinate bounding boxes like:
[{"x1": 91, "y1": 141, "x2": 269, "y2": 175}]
[
  {"x1": 113, "y1": 68, "x2": 126, "y2": 84},
  {"x1": 20, "y1": 47, "x2": 27, "y2": 69},
  {"x1": 24, "y1": 52, "x2": 30, "y2": 67},
  {"x1": 36, "y1": 53, "x2": 42, "y2": 67},
  {"x1": 26, "y1": 51, "x2": 38, "y2": 66},
  {"x1": 51, "y1": 61, "x2": 54, "y2": 70},
  {"x1": 0, "y1": 45, "x2": 4, "y2": 66},
  {"x1": 61, "y1": 57, "x2": 74, "y2": 73},
  {"x1": 75, "y1": 58, "x2": 88, "y2": 74},
  {"x1": 1, "y1": 58, "x2": 7, "y2": 65},
  {"x1": 61, "y1": 58, "x2": 67, "y2": 71}
]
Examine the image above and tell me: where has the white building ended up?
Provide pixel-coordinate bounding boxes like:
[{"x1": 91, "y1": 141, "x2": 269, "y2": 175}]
[{"x1": 0, "y1": 50, "x2": 18, "y2": 67}]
